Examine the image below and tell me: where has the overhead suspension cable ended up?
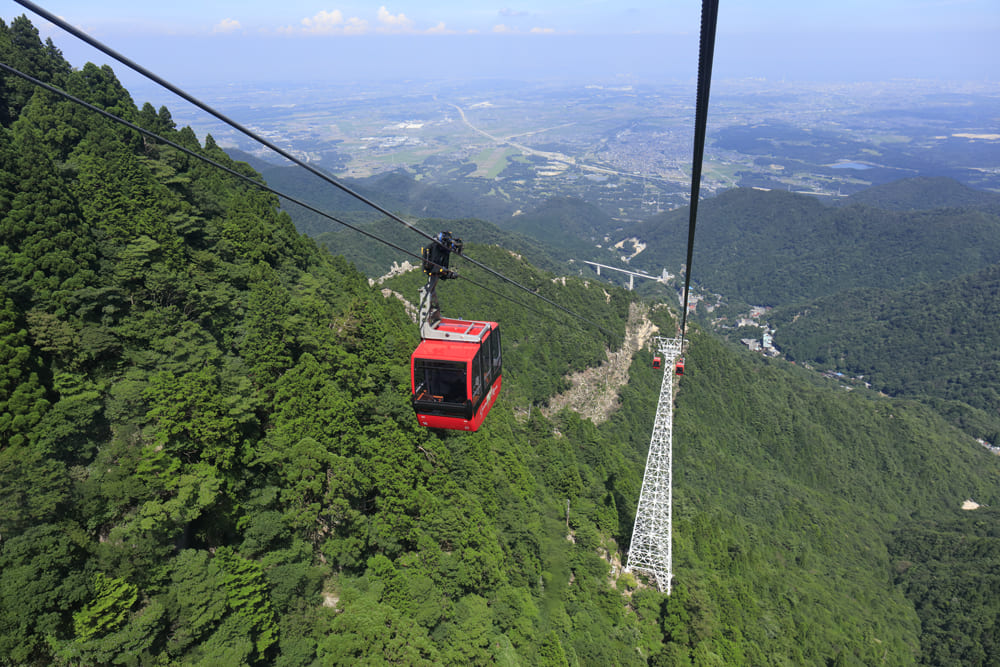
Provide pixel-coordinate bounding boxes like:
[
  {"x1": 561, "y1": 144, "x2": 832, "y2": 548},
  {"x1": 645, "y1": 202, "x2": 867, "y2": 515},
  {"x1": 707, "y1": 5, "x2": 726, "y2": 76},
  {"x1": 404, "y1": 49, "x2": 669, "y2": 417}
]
[
  {"x1": 678, "y1": 0, "x2": 719, "y2": 347},
  {"x1": 459, "y1": 255, "x2": 616, "y2": 337},
  {"x1": 0, "y1": 60, "x2": 558, "y2": 323},
  {"x1": 16, "y1": 0, "x2": 614, "y2": 340},
  {"x1": 12, "y1": 0, "x2": 437, "y2": 244},
  {"x1": 0, "y1": 61, "x2": 424, "y2": 265}
]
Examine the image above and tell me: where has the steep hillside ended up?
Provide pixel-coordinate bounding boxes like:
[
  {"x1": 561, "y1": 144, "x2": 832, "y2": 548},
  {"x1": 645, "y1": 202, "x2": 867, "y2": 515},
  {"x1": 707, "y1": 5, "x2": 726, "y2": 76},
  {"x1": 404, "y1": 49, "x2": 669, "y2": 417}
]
[
  {"x1": 0, "y1": 18, "x2": 651, "y2": 665},
  {"x1": 769, "y1": 263, "x2": 1000, "y2": 441},
  {"x1": 4, "y1": 16, "x2": 1000, "y2": 667},
  {"x1": 621, "y1": 186, "x2": 1000, "y2": 305},
  {"x1": 617, "y1": 331, "x2": 1000, "y2": 665},
  {"x1": 228, "y1": 154, "x2": 517, "y2": 237},
  {"x1": 501, "y1": 196, "x2": 617, "y2": 258},
  {"x1": 889, "y1": 508, "x2": 1000, "y2": 665},
  {"x1": 842, "y1": 176, "x2": 1000, "y2": 214},
  {"x1": 315, "y1": 215, "x2": 578, "y2": 279},
  {"x1": 302, "y1": 194, "x2": 619, "y2": 280}
]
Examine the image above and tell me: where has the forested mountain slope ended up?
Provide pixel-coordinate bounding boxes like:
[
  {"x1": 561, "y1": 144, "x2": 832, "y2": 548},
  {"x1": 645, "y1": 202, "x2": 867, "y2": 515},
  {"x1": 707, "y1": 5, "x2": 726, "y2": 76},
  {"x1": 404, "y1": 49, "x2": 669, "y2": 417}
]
[
  {"x1": 500, "y1": 197, "x2": 616, "y2": 256},
  {"x1": 315, "y1": 215, "x2": 576, "y2": 280},
  {"x1": 230, "y1": 154, "x2": 517, "y2": 238},
  {"x1": 306, "y1": 195, "x2": 615, "y2": 280},
  {"x1": 769, "y1": 263, "x2": 1000, "y2": 442},
  {"x1": 889, "y1": 507, "x2": 1000, "y2": 666},
  {"x1": 841, "y1": 176, "x2": 1000, "y2": 214},
  {"x1": 661, "y1": 333, "x2": 1000, "y2": 665},
  {"x1": 3, "y1": 15, "x2": 1000, "y2": 666},
  {"x1": 621, "y1": 186, "x2": 1000, "y2": 306}
]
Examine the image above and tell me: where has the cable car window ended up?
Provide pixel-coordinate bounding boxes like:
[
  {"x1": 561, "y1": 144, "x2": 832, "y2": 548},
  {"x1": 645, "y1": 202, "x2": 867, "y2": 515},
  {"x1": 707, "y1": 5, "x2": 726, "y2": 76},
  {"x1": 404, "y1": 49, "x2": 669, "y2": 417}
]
[
  {"x1": 414, "y1": 359, "x2": 467, "y2": 404},
  {"x1": 470, "y1": 354, "x2": 483, "y2": 402},
  {"x1": 480, "y1": 347, "x2": 490, "y2": 391},
  {"x1": 490, "y1": 327, "x2": 501, "y2": 373},
  {"x1": 482, "y1": 332, "x2": 495, "y2": 381}
]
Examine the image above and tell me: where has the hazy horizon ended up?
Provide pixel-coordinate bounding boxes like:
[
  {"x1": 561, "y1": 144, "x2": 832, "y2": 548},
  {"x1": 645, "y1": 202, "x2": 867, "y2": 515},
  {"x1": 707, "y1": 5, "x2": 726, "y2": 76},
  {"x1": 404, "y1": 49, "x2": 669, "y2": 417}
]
[{"x1": 9, "y1": 1, "x2": 995, "y2": 100}]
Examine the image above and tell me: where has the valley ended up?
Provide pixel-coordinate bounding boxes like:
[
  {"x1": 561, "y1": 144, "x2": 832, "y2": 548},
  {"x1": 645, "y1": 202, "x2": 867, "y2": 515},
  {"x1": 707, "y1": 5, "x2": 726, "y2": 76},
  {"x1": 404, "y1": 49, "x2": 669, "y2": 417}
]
[
  {"x1": 172, "y1": 78, "x2": 1000, "y2": 223},
  {"x1": 4, "y1": 13, "x2": 1000, "y2": 665}
]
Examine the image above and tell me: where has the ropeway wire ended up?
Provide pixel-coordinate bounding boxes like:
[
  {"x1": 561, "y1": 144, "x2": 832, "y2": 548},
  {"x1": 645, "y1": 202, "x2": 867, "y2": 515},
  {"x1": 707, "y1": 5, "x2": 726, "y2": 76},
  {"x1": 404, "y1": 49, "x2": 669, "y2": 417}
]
[
  {"x1": 458, "y1": 253, "x2": 616, "y2": 337},
  {"x1": 0, "y1": 61, "x2": 423, "y2": 267},
  {"x1": 678, "y1": 0, "x2": 719, "y2": 349},
  {"x1": 14, "y1": 0, "x2": 615, "y2": 340},
  {"x1": 0, "y1": 60, "x2": 558, "y2": 324},
  {"x1": 11, "y1": 0, "x2": 437, "y2": 244}
]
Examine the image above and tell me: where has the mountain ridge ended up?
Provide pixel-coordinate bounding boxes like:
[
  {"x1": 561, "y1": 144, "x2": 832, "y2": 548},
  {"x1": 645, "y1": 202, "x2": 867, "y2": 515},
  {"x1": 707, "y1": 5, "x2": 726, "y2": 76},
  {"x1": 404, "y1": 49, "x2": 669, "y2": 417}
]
[
  {"x1": 620, "y1": 184, "x2": 1000, "y2": 305},
  {"x1": 841, "y1": 175, "x2": 1000, "y2": 213},
  {"x1": 3, "y1": 15, "x2": 1000, "y2": 665}
]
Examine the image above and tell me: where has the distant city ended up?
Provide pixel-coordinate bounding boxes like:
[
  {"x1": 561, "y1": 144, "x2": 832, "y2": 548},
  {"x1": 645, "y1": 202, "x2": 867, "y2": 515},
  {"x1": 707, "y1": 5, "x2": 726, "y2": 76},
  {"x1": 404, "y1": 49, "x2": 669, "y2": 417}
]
[{"x1": 156, "y1": 78, "x2": 1000, "y2": 223}]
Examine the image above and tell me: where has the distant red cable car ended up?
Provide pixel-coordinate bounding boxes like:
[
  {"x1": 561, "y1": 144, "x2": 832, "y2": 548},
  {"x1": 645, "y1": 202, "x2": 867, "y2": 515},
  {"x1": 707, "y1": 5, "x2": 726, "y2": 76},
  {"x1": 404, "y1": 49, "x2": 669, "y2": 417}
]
[
  {"x1": 652, "y1": 356, "x2": 662, "y2": 370},
  {"x1": 410, "y1": 232, "x2": 502, "y2": 432},
  {"x1": 675, "y1": 357, "x2": 685, "y2": 376}
]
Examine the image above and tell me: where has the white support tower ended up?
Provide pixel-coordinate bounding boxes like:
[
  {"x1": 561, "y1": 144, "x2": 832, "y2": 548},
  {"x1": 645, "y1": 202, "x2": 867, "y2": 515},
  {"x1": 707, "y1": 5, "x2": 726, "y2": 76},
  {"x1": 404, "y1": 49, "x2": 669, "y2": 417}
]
[{"x1": 626, "y1": 336, "x2": 684, "y2": 594}]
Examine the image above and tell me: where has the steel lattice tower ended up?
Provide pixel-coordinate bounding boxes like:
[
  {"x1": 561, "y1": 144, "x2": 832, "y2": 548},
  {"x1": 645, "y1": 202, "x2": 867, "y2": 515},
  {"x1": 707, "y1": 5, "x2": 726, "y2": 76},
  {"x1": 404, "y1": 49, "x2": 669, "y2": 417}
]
[{"x1": 626, "y1": 336, "x2": 683, "y2": 594}]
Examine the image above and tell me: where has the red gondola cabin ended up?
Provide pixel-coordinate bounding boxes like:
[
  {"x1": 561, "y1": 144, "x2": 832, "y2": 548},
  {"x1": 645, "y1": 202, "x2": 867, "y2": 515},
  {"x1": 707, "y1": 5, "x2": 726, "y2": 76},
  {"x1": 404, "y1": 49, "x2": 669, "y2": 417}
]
[
  {"x1": 675, "y1": 358, "x2": 685, "y2": 376},
  {"x1": 652, "y1": 356, "x2": 662, "y2": 369},
  {"x1": 411, "y1": 318, "x2": 501, "y2": 431}
]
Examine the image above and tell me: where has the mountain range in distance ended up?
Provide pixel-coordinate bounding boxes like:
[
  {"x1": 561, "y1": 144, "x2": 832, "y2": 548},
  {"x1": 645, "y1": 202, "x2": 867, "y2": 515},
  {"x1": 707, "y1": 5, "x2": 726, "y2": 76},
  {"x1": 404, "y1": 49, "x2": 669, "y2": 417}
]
[{"x1": 6, "y1": 13, "x2": 1000, "y2": 664}]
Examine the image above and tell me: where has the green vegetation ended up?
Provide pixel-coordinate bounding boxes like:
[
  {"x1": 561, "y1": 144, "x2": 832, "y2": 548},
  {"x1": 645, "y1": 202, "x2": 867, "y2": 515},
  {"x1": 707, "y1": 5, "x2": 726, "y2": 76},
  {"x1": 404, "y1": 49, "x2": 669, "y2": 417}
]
[
  {"x1": 621, "y1": 180, "x2": 1000, "y2": 444},
  {"x1": 841, "y1": 176, "x2": 1000, "y2": 214},
  {"x1": 240, "y1": 160, "x2": 517, "y2": 239},
  {"x1": 3, "y1": 16, "x2": 999, "y2": 666},
  {"x1": 890, "y1": 508, "x2": 1000, "y2": 665},
  {"x1": 770, "y1": 264, "x2": 1000, "y2": 441},
  {"x1": 624, "y1": 186, "x2": 1000, "y2": 305},
  {"x1": 315, "y1": 215, "x2": 578, "y2": 280},
  {"x1": 503, "y1": 197, "x2": 616, "y2": 257},
  {"x1": 474, "y1": 146, "x2": 517, "y2": 179}
]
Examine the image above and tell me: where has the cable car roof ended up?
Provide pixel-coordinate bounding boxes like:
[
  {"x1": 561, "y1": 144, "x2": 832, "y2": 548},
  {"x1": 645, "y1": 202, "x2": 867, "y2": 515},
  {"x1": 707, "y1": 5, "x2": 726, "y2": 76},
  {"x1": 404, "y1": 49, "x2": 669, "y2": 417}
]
[
  {"x1": 413, "y1": 339, "x2": 481, "y2": 363},
  {"x1": 413, "y1": 321, "x2": 497, "y2": 363}
]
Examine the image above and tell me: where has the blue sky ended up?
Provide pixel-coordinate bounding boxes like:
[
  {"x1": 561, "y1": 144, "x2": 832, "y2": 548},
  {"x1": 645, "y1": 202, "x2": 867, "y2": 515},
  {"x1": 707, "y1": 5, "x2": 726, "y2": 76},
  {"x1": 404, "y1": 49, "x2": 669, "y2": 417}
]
[
  {"x1": 14, "y1": 1, "x2": 998, "y2": 37},
  {"x1": 7, "y1": 1, "x2": 999, "y2": 87}
]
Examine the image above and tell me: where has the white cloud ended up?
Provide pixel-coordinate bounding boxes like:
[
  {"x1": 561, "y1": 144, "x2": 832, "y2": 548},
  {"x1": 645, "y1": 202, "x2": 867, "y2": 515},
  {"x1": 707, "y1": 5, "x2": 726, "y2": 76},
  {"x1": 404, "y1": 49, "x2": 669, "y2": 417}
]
[
  {"x1": 281, "y1": 7, "x2": 452, "y2": 37},
  {"x1": 301, "y1": 10, "x2": 345, "y2": 34},
  {"x1": 295, "y1": 9, "x2": 371, "y2": 35},
  {"x1": 377, "y1": 6, "x2": 415, "y2": 32},
  {"x1": 343, "y1": 17, "x2": 370, "y2": 34},
  {"x1": 530, "y1": 27, "x2": 555, "y2": 34},
  {"x1": 426, "y1": 22, "x2": 452, "y2": 34},
  {"x1": 493, "y1": 24, "x2": 515, "y2": 33},
  {"x1": 213, "y1": 18, "x2": 242, "y2": 34}
]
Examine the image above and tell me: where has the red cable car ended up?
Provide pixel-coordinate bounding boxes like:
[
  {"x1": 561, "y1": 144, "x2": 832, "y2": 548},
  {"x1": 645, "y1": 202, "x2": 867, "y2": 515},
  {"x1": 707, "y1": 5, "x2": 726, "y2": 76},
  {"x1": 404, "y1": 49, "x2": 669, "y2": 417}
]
[
  {"x1": 675, "y1": 357, "x2": 685, "y2": 376},
  {"x1": 410, "y1": 232, "x2": 502, "y2": 432},
  {"x1": 652, "y1": 356, "x2": 662, "y2": 370},
  {"x1": 411, "y1": 318, "x2": 501, "y2": 431}
]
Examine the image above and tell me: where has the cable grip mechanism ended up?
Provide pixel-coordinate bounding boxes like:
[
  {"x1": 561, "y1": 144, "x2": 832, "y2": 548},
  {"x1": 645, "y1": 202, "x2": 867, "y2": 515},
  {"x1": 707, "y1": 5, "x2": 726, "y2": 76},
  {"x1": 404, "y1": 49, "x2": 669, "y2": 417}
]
[{"x1": 418, "y1": 232, "x2": 469, "y2": 340}]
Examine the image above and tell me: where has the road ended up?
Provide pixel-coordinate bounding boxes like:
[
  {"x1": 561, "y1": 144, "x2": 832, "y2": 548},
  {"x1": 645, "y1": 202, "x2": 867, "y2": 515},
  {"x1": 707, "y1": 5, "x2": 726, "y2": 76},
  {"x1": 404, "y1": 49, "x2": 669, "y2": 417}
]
[{"x1": 450, "y1": 102, "x2": 676, "y2": 182}]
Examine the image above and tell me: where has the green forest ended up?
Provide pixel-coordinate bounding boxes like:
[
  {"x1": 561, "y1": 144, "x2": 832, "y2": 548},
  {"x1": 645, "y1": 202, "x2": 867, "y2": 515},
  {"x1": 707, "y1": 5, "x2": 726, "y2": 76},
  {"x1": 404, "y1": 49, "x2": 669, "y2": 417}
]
[
  {"x1": 623, "y1": 186, "x2": 1000, "y2": 306},
  {"x1": 769, "y1": 264, "x2": 1000, "y2": 442},
  {"x1": 3, "y1": 15, "x2": 1000, "y2": 666}
]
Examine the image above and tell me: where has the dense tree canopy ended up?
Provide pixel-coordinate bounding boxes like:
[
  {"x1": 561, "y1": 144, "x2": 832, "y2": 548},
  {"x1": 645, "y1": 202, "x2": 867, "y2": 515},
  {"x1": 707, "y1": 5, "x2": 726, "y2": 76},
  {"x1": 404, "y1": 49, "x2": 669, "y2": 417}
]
[
  {"x1": 769, "y1": 264, "x2": 1000, "y2": 441},
  {"x1": 2, "y1": 15, "x2": 999, "y2": 666},
  {"x1": 623, "y1": 186, "x2": 1000, "y2": 306}
]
